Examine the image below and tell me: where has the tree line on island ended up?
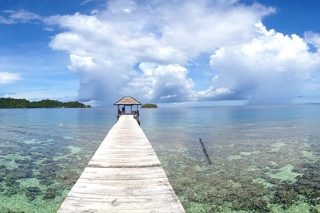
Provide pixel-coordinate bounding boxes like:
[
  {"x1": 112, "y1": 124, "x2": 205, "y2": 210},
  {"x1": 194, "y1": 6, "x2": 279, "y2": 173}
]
[
  {"x1": 141, "y1": 103, "x2": 158, "y2": 108},
  {"x1": 0, "y1": 98, "x2": 91, "y2": 108}
]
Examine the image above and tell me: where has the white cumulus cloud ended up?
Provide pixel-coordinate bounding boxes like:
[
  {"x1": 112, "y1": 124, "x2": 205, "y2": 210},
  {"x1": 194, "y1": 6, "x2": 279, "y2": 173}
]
[
  {"x1": 210, "y1": 23, "x2": 320, "y2": 104},
  {"x1": 47, "y1": 0, "x2": 274, "y2": 103},
  {"x1": 125, "y1": 63, "x2": 195, "y2": 102},
  {"x1": 0, "y1": 72, "x2": 21, "y2": 84}
]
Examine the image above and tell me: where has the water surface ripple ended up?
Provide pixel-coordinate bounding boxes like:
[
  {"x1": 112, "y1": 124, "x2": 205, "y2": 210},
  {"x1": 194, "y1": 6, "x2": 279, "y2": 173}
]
[{"x1": 0, "y1": 105, "x2": 320, "y2": 212}]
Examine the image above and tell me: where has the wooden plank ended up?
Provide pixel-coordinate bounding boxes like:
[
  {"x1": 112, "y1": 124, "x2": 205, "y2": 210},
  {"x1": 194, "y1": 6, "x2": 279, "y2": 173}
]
[{"x1": 58, "y1": 115, "x2": 185, "y2": 213}]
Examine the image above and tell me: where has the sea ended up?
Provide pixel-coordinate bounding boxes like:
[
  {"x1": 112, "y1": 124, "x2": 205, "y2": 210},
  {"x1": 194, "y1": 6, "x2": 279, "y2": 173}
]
[{"x1": 0, "y1": 105, "x2": 319, "y2": 213}]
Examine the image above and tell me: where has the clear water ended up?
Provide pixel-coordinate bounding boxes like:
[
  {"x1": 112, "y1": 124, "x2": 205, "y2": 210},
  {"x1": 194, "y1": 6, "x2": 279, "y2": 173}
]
[{"x1": 0, "y1": 105, "x2": 320, "y2": 212}]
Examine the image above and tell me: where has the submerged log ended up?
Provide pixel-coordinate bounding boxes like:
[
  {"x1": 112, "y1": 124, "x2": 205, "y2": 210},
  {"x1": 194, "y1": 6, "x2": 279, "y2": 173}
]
[{"x1": 198, "y1": 138, "x2": 212, "y2": 165}]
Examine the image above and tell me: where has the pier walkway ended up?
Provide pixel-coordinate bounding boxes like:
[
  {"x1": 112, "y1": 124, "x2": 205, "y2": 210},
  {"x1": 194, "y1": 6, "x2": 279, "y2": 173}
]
[{"x1": 58, "y1": 115, "x2": 185, "y2": 212}]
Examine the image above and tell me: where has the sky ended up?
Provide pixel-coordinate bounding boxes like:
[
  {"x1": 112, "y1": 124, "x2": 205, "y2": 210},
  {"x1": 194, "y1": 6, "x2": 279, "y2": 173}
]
[{"x1": 0, "y1": 0, "x2": 320, "y2": 105}]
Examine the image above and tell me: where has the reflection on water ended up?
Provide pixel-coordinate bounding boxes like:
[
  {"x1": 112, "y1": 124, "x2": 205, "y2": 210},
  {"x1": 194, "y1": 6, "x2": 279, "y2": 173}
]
[{"x1": 0, "y1": 105, "x2": 320, "y2": 212}]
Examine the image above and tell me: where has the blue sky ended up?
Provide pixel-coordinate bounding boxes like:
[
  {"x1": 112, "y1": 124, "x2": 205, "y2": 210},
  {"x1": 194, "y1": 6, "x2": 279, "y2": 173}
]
[{"x1": 0, "y1": 0, "x2": 320, "y2": 105}]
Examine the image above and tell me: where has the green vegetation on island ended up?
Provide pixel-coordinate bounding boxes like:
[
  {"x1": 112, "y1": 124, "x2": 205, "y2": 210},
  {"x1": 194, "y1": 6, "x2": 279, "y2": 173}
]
[
  {"x1": 0, "y1": 98, "x2": 91, "y2": 108},
  {"x1": 141, "y1": 103, "x2": 158, "y2": 108}
]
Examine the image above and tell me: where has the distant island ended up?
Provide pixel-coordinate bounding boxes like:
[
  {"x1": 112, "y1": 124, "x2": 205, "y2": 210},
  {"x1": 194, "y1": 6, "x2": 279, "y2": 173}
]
[
  {"x1": 141, "y1": 103, "x2": 158, "y2": 108},
  {"x1": 0, "y1": 98, "x2": 91, "y2": 108}
]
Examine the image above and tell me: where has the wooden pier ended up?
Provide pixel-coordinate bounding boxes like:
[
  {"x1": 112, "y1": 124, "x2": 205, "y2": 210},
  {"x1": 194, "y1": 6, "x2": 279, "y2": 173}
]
[{"x1": 58, "y1": 115, "x2": 185, "y2": 212}]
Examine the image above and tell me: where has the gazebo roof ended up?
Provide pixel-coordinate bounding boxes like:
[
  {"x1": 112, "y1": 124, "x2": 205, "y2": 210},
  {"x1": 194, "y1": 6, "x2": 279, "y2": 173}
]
[{"x1": 114, "y1": 96, "x2": 142, "y2": 105}]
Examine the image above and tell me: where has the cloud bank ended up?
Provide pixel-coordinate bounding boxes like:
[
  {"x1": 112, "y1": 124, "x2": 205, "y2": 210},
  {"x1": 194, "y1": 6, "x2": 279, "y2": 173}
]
[
  {"x1": 210, "y1": 23, "x2": 320, "y2": 103},
  {"x1": 47, "y1": 0, "x2": 277, "y2": 103},
  {"x1": 3, "y1": 0, "x2": 320, "y2": 104}
]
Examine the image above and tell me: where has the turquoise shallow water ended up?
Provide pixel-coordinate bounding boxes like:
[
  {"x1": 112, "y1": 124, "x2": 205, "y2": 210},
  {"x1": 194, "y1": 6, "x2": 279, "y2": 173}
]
[{"x1": 0, "y1": 105, "x2": 320, "y2": 212}]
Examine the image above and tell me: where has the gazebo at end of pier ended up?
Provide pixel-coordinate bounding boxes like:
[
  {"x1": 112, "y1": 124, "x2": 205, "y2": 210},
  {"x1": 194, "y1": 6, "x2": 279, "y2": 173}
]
[{"x1": 114, "y1": 96, "x2": 142, "y2": 122}]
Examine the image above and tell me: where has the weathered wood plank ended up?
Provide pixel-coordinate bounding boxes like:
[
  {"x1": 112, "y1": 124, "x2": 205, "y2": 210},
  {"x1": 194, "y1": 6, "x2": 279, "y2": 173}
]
[{"x1": 58, "y1": 115, "x2": 185, "y2": 213}]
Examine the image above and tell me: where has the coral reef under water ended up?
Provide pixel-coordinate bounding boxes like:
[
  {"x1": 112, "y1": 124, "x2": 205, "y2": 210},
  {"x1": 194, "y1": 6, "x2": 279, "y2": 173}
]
[
  {"x1": 1, "y1": 108, "x2": 320, "y2": 213},
  {"x1": 0, "y1": 131, "x2": 101, "y2": 212},
  {"x1": 155, "y1": 123, "x2": 320, "y2": 213}
]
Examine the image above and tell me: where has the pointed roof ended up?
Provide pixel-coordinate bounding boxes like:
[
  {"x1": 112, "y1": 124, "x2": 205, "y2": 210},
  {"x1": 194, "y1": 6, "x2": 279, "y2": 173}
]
[{"x1": 114, "y1": 96, "x2": 142, "y2": 105}]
